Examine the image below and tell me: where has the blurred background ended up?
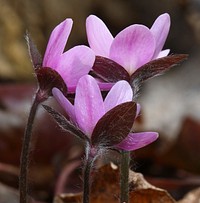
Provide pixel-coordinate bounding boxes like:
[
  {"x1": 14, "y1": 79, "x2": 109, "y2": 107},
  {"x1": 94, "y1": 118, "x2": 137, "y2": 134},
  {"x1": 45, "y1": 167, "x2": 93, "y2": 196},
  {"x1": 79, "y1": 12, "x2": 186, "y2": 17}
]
[
  {"x1": 0, "y1": 0, "x2": 200, "y2": 202},
  {"x1": 0, "y1": 0, "x2": 198, "y2": 81}
]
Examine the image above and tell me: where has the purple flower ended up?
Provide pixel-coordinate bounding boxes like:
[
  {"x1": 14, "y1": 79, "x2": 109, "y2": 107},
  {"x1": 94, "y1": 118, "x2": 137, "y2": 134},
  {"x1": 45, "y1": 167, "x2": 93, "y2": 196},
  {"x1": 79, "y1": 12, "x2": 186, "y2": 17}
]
[
  {"x1": 52, "y1": 75, "x2": 158, "y2": 151},
  {"x1": 42, "y1": 18, "x2": 95, "y2": 93},
  {"x1": 86, "y1": 13, "x2": 170, "y2": 75}
]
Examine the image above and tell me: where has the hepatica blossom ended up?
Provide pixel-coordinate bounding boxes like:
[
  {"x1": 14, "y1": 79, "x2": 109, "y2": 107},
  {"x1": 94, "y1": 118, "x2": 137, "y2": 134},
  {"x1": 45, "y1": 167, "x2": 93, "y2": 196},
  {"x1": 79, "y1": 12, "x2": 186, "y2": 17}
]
[
  {"x1": 42, "y1": 18, "x2": 95, "y2": 93},
  {"x1": 86, "y1": 13, "x2": 170, "y2": 75},
  {"x1": 86, "y1": 14, "x2": 187, "y2": 96},
  {"x1": 28, "y1": 18, "x2": 95, "y2": 97},
  {"x1": 49, "y1": 75, "x2": 158, "y2": 151}
]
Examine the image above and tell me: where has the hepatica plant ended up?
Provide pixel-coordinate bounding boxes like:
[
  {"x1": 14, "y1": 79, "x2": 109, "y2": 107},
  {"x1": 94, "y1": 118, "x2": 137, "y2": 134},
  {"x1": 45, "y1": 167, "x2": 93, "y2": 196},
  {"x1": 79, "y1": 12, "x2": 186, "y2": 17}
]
[
  {"x1": 46, "y1": 75, "x2": 158, "y2": 151},
  {"x1": 20, "y1": 12, "x2": 188, "y2": 203},
  {"x1": 43, "y1": 75, "x2": 158, "y2": 203}
]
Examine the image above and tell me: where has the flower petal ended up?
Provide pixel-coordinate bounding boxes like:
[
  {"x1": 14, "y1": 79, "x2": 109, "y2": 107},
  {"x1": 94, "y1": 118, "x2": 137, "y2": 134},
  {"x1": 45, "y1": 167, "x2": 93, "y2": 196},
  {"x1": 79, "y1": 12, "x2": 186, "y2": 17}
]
[
  {"x1": 136, "y1": 103, "x2": 141, "y2": 117},
  {"x1": 74, "y1": 75, "x2": 105, "y2": 136},
  {"x1": 97, "y1": 82, "x2": 114, "y2": 91},
  {"x1": 151, "y1": 13, "x2": 170, "y2": 58},
  {"x1": 43, "y1": 19, "x2": 73, "y2": 68},
  {"x1": 116, "y1": 132, "x2": 159, "y2": 151},
  {"x1": 55, "y1": 45, "x2": 95, "y2": 93},
  {"x1": 110, "y1": 25, "x2": 155, "y2": 75},
  {"x1": 104, "y1": 80, "x2": 133, "y2": 112},
  {"x1": 52, "y1": 88, "x2": 76, "y2": 123},
  {"x1": 157, "y1": 49, "x2": 170, "y2": 59},
  {"x1": 86, "y1": 15, "x2": 114, "y2": 57}
]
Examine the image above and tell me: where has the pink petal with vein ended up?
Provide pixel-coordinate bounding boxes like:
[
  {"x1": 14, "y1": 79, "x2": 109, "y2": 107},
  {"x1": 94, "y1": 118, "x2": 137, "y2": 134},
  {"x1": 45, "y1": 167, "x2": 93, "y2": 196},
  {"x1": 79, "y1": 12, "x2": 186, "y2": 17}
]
[
  {"x1": 74, "y1": 75, "x2": 105, "y2": 136},
  {"x1": 104, "y1": 80, "x2": 133, "y2": 112},
  {"x1": 52, "y1": 88, "x2": 76, "y2": 123},
  {"x1": 86, "y1": 15, "x2": 114, "y2": 57},
  {"x1": 116, "y1": 132, "x2": 159, "y2": 151},
  {"x1": 55, "y1": 45, "x2": 95, "y2": 93},
  {"x1": 151, "y1": 13, "x2": 170, "y2": 58},
  {"x1": 110, "y1": 25, "x2": 155, "y2": 75},
  {"x1": 43, "y1": 19, "x2": 73, "y2": 68}
]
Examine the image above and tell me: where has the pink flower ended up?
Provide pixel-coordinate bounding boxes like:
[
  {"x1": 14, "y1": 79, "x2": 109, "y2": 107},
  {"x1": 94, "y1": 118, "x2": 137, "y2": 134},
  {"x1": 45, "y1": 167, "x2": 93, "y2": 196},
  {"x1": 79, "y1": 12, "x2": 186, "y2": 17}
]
[
  {"x1": 86, "y1": 14, "x2": 170, "y2": 75},
  {"x1": 43, "y1": 19, "x2": 95, "y2": 93},
  {"x1": 52, "y1": 75, "x2": 158, "y2": 151}
]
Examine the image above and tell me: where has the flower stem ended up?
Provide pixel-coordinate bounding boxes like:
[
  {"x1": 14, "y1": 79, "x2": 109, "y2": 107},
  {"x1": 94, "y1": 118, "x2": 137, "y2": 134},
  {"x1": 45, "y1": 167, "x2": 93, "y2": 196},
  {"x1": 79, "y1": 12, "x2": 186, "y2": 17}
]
[
  {"x1": 120, "y1": 150, "x2": 130, "y2": 203},
  {"x1": 83, "y1": 144, "x2": 96, "y2": 203},
  {"x1": 19, "y1": 90, "x2": 41, "y2": 203}
]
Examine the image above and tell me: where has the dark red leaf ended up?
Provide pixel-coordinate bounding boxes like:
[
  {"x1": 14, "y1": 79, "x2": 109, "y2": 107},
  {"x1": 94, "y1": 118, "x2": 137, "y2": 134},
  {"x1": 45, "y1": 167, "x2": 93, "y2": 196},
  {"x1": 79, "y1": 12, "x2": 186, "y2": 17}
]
[
  {"x1": 43, "y1": 105, "x2": 87, "y2": 142},
  {"x1": 130, "y1": 54, "x2": 188, "y2": 97},
  {"x1": 91, "y1": 102, "x2": 137, "y2": 147},
  {"x1": 25, "y1": 32, "x2": 42, "y2": 69},
  {"x1": 35, "y1": 67, "x2": 68, "y2": 100},
  {"x1": 91, "y1": 56, "x2": 130, "y2": 82}
]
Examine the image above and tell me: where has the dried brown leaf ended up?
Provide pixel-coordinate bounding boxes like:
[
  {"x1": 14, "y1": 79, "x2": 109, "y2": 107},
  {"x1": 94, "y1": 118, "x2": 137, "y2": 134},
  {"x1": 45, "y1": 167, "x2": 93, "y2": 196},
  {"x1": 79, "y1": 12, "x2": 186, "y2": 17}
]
[
  {"x1": 129, "y1": 171, "x2": 176, "y2": 203},
  {"x1": 178, "y1": 187, "x2": 200, "y2": 203},
  {"x1": 129, "y1": 189, "x2": 176, "y2": 203},
  {"x1": 53, "y1": 163, "x2": 176, "y2": 203},
  {"x1": 53, "y1": 193, "x2": 82, "y2": 203},
  {"x1": 159, "y1": 117, "x2": 200, "y2": 173},
  {"x1": 0, "y1": 182, "x2": 19, "y2": 203}
]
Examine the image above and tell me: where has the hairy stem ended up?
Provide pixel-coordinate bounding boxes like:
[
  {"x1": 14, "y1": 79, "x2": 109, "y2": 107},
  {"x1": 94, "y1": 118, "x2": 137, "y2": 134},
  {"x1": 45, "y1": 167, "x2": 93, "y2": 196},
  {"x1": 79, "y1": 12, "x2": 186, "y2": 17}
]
[
  {"x1": 120, "y1": 150, "x2": 130, "y2": 203},
  {"x1": 19, "y1": 90, "x2": 42, "y2": 203},
  {"x1": 83, "y1": 144, "x2": 96, "y2": 203}
]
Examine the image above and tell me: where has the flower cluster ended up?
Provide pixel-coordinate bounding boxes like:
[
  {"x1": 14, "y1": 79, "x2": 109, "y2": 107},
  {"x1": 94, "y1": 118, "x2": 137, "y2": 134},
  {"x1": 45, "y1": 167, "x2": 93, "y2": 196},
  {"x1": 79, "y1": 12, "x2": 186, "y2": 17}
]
[
  {"x1": 39, "y1": 14, "x2": 175, "y2": 152},
  {"x1": 39, "y1": 13, "x2": 186, "y2": 152},
  {"x1": 22, "y1": 13, "x2": 187, "y2": 203}
]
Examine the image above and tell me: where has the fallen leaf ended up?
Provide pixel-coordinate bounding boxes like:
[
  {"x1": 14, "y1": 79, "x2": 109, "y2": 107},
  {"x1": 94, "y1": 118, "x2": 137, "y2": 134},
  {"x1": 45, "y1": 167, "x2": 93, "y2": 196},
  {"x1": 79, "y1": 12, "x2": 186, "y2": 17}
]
[
  {"x1": 129, "y1": 171, "x2": 176, "y2": 203},
  {"x1": 159, "y1": 117, "x2": 200, "y2": 173},
  {"x1": 178, "y1": 187, "x2": 200, "y2": 203},
  {"x1": 54, "y1": 163, "x2": 176, "y2": 203},
  {"x1": 54, "y1": 193, "x2": 82, "y2": 203},
  {"x1": 0, "y1": 182, "x2": 19, "y2": 203}
]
